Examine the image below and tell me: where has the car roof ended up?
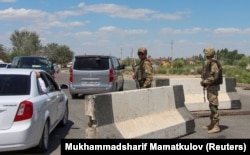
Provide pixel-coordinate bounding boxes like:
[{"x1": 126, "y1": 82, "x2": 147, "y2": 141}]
[
  {"x1": 1, "y1": 68, "x2": 45, "y2": 75},
  {"x1": 74, "y1": 55, "x2": 114, "y2": 58},
  {"x1": 14, "y1": 56, "x2": 47, "y2": 59}
]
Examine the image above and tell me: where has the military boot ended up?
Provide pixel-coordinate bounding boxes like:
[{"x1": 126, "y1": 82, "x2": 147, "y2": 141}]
[
  {"x1": 208, "y1": 120, "x2": 220, "y2": 134},
  {"x1": 202, "y1": 115, "x2": 213, "y2": 130}
]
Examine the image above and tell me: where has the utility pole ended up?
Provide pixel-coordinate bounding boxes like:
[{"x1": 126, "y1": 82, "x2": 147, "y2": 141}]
[
  {"x1": 120, "y1": 48, "x2": 122, "y2": 60},
  {"x1": 130, "y1": 48, "x2": 134, "y2": 66},
  {"x1": 170, "y1": 40, "x2": 174, "y2": 60}
]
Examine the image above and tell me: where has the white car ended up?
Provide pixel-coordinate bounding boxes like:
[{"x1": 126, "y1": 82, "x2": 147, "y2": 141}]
[{"x1": 0, "y1": 69, "x2": 69, "y2": 153}]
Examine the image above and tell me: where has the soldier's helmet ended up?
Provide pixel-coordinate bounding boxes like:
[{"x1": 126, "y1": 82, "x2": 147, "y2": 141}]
[
  {"x1": 203, "y1": 47, "x2": 215, "y2": 56},
  {"x1": 138, "y1": 47, "x2": 147, "y2": 55}
]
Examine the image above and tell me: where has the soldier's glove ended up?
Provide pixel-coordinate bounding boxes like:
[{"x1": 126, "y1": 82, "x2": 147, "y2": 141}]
[{"x1": 200, "y1": 80, "x2": 207, "y2": 87}]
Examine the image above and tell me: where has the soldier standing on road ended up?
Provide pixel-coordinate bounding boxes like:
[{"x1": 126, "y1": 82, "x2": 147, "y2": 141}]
[
  {"x1": 132, "y1": 47, "x2": 153, "y2": 89},
  {"x1": 200, "y1": 47, "x2": 221, "y2": 134}
]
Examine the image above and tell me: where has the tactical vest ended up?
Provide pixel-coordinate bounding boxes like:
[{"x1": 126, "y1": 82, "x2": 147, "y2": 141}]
[
  {"x1": 202, "y1": 59, "x2": 223, "y2": 85},
  {"x1": 135, "y1": 59, "x2": 151, "y2": 81}
]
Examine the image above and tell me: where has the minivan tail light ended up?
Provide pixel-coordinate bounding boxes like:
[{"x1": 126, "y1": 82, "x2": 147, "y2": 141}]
[
  {"x1": 109, "y1": 68, "x2": 114, "y2": 82},
  {"x1": 14, "y1": 101, "x2": 33, "y2": 121},
  {"x1": 69, "y1": 67, "x2": 73, "y2": 82}
]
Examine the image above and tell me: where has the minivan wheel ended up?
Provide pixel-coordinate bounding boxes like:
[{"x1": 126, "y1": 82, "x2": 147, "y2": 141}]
[{"x1": 71, "y1": 94, "x2": 78, "y2": 99}]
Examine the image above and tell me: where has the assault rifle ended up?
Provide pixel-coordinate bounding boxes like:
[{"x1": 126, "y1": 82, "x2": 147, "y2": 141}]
[
  {"x1": 132, "y1": 56, "x2": 140, "y2": 89},
  {"x1": 202, "y1": 64, "x2": 206, "y2": 103}
]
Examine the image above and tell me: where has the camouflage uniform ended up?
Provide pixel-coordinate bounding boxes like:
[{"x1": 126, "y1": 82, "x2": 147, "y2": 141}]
[
  {"x1": 201, "y1": 47, "x2": 221, "y2": 134},
  {"x1": 135, "y1": 47, "x2": 153, "y2": 88}
]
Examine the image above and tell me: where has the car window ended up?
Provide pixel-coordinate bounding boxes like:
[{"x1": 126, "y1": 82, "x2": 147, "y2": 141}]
[
  {"x1": 36, "y1": 77, "x2": 45, "y2": 94},
  {"x1": 40, "y1": 72, "x2": 59, "y2": 92},
  {"x1": 21, "y1": 57, "x2": 49, "y2": 68},
  {"x1": 0, "y1": 75, "x2": 30, "y2": 95},
  {"x1": 111, "y1": 57, "x2": 119, "y2": 70},
  {"x1": 0, "y1": 63, "x2": 7, "y2": 68},
  {"x1": 74, "y1": 57, "x2": 109, "y2": 70}
]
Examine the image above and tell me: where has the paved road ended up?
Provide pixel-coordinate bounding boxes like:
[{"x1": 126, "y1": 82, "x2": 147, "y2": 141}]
[
  {"x1": 6, "y1": 71, "x2": 250, "y2": 155},
  {"x1": 126, "y1": 75, "x2": 250, "y2": 139},
  {"x1": 181, "y1": 87, "x2": 250, "y2": 139}
]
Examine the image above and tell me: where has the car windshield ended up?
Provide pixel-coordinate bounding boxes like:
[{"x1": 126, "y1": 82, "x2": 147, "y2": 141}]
[
  {"x1": 0, "y1": 75, "x2": 30, "y2": 95},
  {"x1": 21, "y1": 57, "x2": 50, "y2": 70},
  {"x1": 74, "y1": 57, "x2": 109, "y2": 70}
]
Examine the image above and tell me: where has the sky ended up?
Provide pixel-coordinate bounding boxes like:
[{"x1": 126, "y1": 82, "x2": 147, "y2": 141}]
[{"x1": 0, "y1": 0, "x2": 250, "y2": 59}]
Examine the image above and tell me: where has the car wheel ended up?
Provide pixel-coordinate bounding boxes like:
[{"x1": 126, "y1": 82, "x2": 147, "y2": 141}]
[
  {"x1": 71, "y1": 94, "x2": 78, "y2": 99},
  {"x1": 37, "y1": 120, "x2": 49, "y2": 153},
  {"x1": 59, "y1": 102, "x2": 68, "y2": 127}
]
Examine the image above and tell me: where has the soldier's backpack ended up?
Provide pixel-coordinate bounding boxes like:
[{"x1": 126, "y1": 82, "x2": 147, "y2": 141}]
[{"x1": 209, "y1": 59, "x2": 223, "y2": 85}]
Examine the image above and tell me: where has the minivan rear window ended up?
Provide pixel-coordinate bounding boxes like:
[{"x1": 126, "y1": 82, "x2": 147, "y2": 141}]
[{"x1": 74, "y1": 57, "x2": 109, "y2": 70}]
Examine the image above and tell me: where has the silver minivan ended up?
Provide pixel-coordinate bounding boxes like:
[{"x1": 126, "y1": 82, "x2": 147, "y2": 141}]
[{"x1": 69, "y1": 55, "x2": 125, "y2": 99}]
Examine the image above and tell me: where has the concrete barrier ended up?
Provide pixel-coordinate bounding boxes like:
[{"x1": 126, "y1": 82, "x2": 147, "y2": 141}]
[
  {"x1": 154, "y1": 77, "x2": 241, "y2": 112},
  {"x1": 85, "y1": 85, "x2": 195, "y2": 139}
]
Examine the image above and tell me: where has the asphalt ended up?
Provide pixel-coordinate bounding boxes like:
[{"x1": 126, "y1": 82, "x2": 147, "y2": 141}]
[
  {"x1": 191, "y1": 87, "x2": 250, "y2": 117},
  {"x1": 181, "y1": 87, "x2": 250, "y2": 139},
  {"x1": 62, "y1": 69, "x2": 250, "y2": 138}
]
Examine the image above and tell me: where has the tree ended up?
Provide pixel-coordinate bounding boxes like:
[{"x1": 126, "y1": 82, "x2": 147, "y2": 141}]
[
  {"x1": 0, "y1": 44, "x2": 5, "y2": 61},
  {"x1": 216, "y1": 48, "x2": 245, "y2": 65},
  {"x1": 0, "y1": 44, "x2": 11, "y2": 62},
  {"x1": 172, "y1": 58, "x2": 185, "y2": 68},
  {"x1": 43, "y1": 43, "x2": 60, "y2": 62},
  {"x1": 237, "y1": 56, "x2": 250, "y2": 68},
  {"x1": 43, "y1": 43, "x2": 74, "y2": 66},
  {"x1": 56, "y1": 45, "x2": 74, "y2": 66},
  {"x1": 0, "y1": 44, "x2": 3, "y2": 52},
  {"x1": 10, "y1": 30, "x2": 42, "y2": 56}
]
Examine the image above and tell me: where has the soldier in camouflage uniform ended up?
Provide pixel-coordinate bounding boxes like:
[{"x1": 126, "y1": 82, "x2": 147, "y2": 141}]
[
  {"x1": 132, "y1": 47, "x2": 153, "y2": 88},
  {"x1": 200, "y1": 47, "x2": 221, "y2": 134}
]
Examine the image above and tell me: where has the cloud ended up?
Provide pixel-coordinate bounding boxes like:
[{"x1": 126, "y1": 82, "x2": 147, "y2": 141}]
[
  {"x1": 160, "y1": 27, "x2": 202, "y2": 34},
  {"x1": 213, "y1": 28, "x2": 241, "y2": 35},
  {"x1": 77, "y1": 3, "x2": 188, "y2": 21},
  {"x1": 99, "y1": 26, "x2": 117, "y2": 32},
  {"x1": 0, "y1": 8, "x2": 48, "y2": 21},
  {"x1": 152, "y1": 10, "x2": 191, "y2": 20},
  {"x1": 124, "y1": 29, "x2": 148, "y2": 35},
  {"x1": 97, "y1": 26, "x2": 147, "y2": 35},
  {"x1": 0, "y1": 0, "x2": 15, "y2": 3},
  {"x1": 243, "y1": 28, "x2": 250, "y2": 34}
]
